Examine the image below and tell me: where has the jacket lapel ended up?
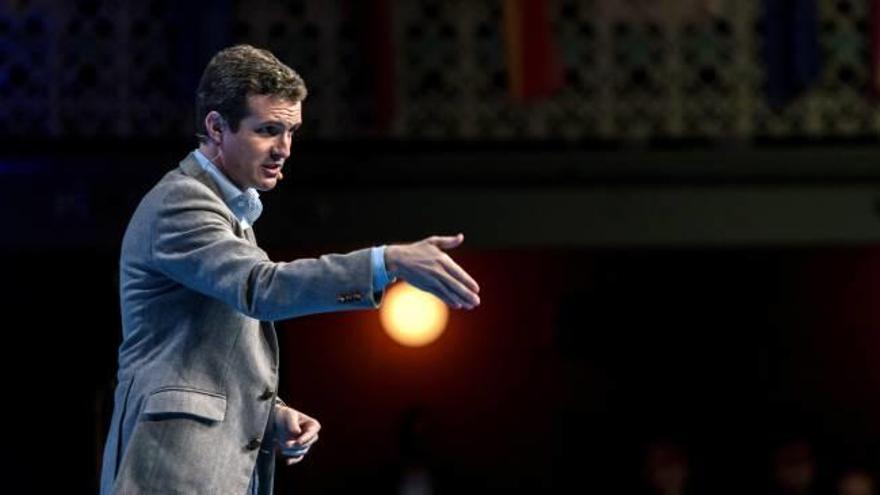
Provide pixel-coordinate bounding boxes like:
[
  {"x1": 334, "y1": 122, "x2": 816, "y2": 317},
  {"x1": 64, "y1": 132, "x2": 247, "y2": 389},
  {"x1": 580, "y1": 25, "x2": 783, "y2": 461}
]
[
  {"x1": 179, "y1": 152, "x2": 225, "y2": 201},
  {"x1": 179, "y1": 152, "x2": 251, "y2": 239},
  {"x1": 181, "y1": 154, "x2": 276, "y2": 315}
]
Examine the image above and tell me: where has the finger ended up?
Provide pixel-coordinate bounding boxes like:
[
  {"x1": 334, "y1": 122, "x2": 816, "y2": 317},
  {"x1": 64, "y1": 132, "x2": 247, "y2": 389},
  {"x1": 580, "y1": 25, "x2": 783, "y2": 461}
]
[
  {"x1": 438, "y1": 254, "x2": 480, "y2": 294},
  {"x1": 286, "y1": 455, "x2": 304, "y2": 465},
  {"x1": 300, "y1": 417, "x2": 321, "y2": 436},
  {"x1": 408, "y1": 275, "x2": 466, "y2": 309},
  {"x1": 434, "y1": 265, "x2": 480, "y2": 307},
  {"x1": 427, "y1": 233, "x2": 464, "y2": 250},
  {"x1": 283, "y1": 444, "x2": 310, "y2": 456},
  {"x1": 285, "y1": 433, "x2": 318, "y2": 450},
  {"x1": 284, "y1": 436, "x2": 310, "y2": 449},
  {"x1": 433, "y1": 273, "x2": 471, "y2": 309},
  {"x1": 416, "y1": 277, "x2": 466, "y2": 309},
  {"x1": 296, "y1": 433, "x2": 319, "y2": 448},
  {"x1": 297, "y1": 423, "x2": 320, "y2": 445}
]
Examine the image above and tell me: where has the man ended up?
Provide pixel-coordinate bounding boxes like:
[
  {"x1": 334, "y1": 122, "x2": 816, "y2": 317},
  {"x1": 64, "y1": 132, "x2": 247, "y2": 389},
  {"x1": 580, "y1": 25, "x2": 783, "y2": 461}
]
[{"x1": 99, "y1": 44, "x2": 480, "y2": 494}]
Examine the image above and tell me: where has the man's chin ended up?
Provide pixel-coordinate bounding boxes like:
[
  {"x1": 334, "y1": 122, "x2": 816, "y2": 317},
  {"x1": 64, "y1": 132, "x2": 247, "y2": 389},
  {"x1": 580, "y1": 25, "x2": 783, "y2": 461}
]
[{"x1": 255, "y1": 179, "x2": 278, "y2": 191}]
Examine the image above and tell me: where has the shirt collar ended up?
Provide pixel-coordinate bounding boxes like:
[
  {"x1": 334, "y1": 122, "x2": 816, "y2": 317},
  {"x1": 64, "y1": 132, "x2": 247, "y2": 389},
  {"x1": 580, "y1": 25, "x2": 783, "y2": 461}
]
[{"x1": 192, "y1": 149, "x2": 262, "y2": 229}]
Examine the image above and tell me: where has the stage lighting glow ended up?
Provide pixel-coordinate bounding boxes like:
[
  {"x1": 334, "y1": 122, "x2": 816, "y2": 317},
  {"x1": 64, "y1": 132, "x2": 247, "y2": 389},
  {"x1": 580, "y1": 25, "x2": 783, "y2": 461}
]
[{"x1": 379, "y1": 282, "x2": 449, "y2": 347}]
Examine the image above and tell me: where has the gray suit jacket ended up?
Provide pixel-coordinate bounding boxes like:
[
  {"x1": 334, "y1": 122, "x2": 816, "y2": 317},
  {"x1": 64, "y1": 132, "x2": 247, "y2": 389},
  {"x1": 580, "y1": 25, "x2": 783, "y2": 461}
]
[{"x1": 100, "y1": 153, "x2": 382, "y2": 494}]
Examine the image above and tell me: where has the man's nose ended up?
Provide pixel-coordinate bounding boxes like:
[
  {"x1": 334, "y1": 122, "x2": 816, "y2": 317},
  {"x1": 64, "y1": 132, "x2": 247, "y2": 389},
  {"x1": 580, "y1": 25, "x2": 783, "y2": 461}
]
[{"x1": 272, "y1": 135, "x2": 291, "y2": 161}]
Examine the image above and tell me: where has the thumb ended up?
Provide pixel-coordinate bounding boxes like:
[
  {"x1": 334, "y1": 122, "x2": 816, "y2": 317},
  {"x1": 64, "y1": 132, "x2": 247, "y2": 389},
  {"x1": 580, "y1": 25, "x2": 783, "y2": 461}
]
[
  {"x1": 284, "y1": 410, "x2": 303, "y2": 435},
  {"x1": 430, "y1": 233, "x2": 464, "y2": 250},
  {"x1": 283, "y1": 419, "x2": 303, "y2": 449}
]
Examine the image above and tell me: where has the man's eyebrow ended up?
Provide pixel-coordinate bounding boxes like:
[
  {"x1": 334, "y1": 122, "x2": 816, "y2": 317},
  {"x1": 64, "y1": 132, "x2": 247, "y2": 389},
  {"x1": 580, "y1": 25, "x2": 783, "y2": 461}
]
[{"x1": 257, "y1": 119, "x2": 301, "y2": 127}]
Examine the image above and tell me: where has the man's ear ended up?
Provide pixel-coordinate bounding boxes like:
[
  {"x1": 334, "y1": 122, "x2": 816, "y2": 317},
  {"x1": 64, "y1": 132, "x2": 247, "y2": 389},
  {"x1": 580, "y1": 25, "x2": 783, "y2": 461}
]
[{"x1": 205, "y1": 111, "x2": 225, "y2": 145}]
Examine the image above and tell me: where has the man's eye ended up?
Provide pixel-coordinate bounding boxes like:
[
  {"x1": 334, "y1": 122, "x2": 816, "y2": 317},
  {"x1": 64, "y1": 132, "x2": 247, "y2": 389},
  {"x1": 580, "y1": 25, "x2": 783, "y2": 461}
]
[{"x1": 258, "y1": 127, "x2": 280, "y2": 135}]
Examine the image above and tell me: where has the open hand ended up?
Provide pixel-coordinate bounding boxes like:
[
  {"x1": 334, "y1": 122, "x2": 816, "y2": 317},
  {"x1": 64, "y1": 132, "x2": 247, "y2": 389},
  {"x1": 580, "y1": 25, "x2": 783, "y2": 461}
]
[{"x1": 385, "y1": 233, "x2": 481, "y2": 310}]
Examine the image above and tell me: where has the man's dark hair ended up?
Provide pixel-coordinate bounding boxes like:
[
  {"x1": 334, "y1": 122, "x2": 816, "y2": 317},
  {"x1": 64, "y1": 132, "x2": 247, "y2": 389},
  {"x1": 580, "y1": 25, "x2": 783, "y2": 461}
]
[{"x1": 195, "y1": 44, "x2": 307, "y2": 142}]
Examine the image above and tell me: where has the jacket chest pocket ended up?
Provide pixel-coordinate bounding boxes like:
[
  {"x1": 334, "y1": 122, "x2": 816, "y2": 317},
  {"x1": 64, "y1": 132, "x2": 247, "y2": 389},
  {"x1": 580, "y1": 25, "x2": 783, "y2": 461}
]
[{"x1": 142, "y1": 387, "x2": 227, "y2": 423}]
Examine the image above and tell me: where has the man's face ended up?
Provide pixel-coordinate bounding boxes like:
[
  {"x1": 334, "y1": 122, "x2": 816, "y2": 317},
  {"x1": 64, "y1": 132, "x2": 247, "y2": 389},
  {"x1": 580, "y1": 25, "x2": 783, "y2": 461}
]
[{"x1": 217, "y1": 94, "x2": 302, "y2": 191}]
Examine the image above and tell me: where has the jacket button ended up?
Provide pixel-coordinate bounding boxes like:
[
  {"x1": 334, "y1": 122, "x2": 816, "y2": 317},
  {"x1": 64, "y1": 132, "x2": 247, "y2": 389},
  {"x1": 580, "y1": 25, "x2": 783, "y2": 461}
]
[
  {"x1": 246, "y1": 438, "x2": 262, "y2": 451},
  {"x1": 259, "y1": 388, "x2": 274, "y2": 400}
]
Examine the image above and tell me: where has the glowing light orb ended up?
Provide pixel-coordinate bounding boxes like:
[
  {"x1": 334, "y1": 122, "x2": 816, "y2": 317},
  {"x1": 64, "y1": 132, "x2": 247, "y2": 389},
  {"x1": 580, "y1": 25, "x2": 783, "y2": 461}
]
[{"x1": 379, "y1": 282, "x2": 449, "y2": 347}]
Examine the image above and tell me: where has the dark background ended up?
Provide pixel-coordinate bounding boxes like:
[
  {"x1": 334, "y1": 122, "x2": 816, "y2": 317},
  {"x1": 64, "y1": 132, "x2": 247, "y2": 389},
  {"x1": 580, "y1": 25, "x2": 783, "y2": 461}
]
[{"x1": 3, "y1": 0, "x2": 880, "y2": 493}]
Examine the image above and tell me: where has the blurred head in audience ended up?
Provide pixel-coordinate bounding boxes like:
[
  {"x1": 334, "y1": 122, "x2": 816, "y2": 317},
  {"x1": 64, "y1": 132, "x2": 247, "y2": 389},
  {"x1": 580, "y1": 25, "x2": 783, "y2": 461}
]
[
  {"x1": 772, "y1": 439, "x2": 815, "y2": 494},
  {"x1": 643, "y1": 439, "x2": 689, "y2": 495},
  {"x1": 836, "y1": 469, "x2": 876, "y2": 495}
]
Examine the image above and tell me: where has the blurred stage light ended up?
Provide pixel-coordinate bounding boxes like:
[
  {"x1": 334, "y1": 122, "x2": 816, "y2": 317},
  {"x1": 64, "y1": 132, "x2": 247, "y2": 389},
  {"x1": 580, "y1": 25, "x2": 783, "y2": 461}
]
[{"x1": 379, "y1": 282, "x2": 449, "y2": 347}]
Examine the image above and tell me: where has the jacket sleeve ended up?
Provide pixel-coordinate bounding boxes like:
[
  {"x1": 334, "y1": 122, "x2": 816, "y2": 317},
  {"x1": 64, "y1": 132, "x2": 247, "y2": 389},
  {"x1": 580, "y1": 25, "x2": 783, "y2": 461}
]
[{"x1": 150, "y1": 181, "x2": 382, "y2": 320}]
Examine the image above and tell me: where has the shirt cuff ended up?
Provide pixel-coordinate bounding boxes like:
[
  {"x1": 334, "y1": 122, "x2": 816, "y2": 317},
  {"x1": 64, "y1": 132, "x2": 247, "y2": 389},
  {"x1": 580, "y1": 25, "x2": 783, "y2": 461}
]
[{"x1": 371, "y1": 245, "x2": 392, "y2": 292}]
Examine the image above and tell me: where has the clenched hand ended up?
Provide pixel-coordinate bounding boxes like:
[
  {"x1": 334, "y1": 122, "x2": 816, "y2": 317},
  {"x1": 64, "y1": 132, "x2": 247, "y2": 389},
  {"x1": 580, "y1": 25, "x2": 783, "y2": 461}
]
[{"x1": 274, "y1": 405, "x2": 321, "y2": 465}]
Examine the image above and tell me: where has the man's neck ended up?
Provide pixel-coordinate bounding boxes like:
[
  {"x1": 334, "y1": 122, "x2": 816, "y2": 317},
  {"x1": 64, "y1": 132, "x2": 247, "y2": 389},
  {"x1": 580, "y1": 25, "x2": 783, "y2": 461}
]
[
  {"x1": 197, "y1": 143, "x2": 220, "y2": 166},
  {"x1": 197, "y1": 144, "x2": 244, "y2": 192}
]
